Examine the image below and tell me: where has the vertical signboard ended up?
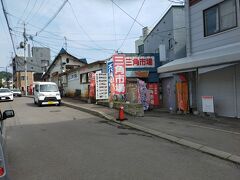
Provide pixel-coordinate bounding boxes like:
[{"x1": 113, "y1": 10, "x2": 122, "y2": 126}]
[
  {"x1": 89, "y1": 72, "x2": 95, "y2": 98},
  {"x1": 107, "y1": 60, "x2": 114, "y2": 95},
  {"x1": 147, "y1": 83, "x2": 160, "y2": 106},
  {"x1": 113, "y1": 54, "x2": 126, "y2": 94},
  {"x1": 202, "y1": 96, "x2": 214, "y2": 113},
  {"x1": 95, "y1": 73, "x2": 108, "y2": 100}
]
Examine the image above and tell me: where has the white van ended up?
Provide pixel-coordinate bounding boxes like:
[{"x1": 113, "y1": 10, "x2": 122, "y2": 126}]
[{"x1": 34, "y1": 82, "x2": 61, "y2": 106}]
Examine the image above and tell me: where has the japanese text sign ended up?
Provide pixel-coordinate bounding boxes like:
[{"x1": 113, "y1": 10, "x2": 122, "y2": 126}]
[
  {"x1": 113, "y1": 54, "x2": 126, "y2": 94},
  {"x1": 125, "y1": 56, "x2": 155, "y2": 68},
  {"x1": 95, "y1": 73, "x2": 109, "y2": 100}
]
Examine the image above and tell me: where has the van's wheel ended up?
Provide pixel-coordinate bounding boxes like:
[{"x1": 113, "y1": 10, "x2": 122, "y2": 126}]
[
  {"x1": 34, "y1": 99, "x2": 37, "y2": 104},
  {"x1": 38, "y1": 101, "x2": 42, "y2": 107},
  {"x1": 57, "y1": 101, "x2": 61, "y2": 106}
]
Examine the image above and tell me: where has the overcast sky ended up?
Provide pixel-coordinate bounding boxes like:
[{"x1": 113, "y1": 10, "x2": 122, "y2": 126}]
[{"x1": 0, "y1": 0, "x2": 179, "y2": 70}]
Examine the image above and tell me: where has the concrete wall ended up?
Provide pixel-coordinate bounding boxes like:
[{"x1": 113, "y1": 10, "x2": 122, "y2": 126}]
[
  {"x1": 197, "y1": 65, "x2": 239, "y2": 117},
  {"x1": 190, "y1": 0, "x2": 240, "y2": 54}
]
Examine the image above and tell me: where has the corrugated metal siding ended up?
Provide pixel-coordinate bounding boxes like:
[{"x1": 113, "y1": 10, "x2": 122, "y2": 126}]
[
  {"x1": 198, "y1": 65, "x2": 237, "y2": 117},
  {"x1": 190, "y1": 0, "x2": 240, "y2": 53},
  {"x1": 236, "y1": 63, "x2": 240, "y2": 118}
]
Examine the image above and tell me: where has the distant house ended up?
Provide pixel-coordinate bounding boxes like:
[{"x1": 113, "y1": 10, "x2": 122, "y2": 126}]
[
  {"x1": 42, "y1": 48, "x2": 87, "y2": 92},
  {"x1": 158, "y1": 0, "x2": 240, "y2": 118},
  {"x1": 63, "y1": 60, "x2": 107, "y2": 101}
]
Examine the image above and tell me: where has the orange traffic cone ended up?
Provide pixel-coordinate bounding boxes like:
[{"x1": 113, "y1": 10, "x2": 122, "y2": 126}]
[{"x1": 116, "y1": 105, "x2": 127, "y2": 121}]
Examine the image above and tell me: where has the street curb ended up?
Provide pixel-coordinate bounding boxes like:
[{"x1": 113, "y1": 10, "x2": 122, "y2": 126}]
[{"x1": 62, "y1": 101, "x2": 240, "y2": 165}]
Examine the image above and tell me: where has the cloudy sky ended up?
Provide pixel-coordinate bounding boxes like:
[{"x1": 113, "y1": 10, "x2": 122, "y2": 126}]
[{"x1": 0, "y1": 0, "x2": 180, "y2": 70}]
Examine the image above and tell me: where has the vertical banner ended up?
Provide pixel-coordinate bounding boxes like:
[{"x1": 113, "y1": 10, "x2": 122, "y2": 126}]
[
  {"x1": 107, "y1": 60, "x2": 114, "y2": 95},
  {"x1": 107, "y1": 60, "x2": 115, "y2": 101},
  {"x1": 137, "y1": 79, "x2": 149, "y2": 111},
  {"x1": 147, "y1": 83, "x2": 160, "y2": 106},
  {"x1": 113, "y1": 54, "x2": 126, "y2": 94},
  {"x1": 176, "y1": 82, "x2": 188, "y2": 113},
  {"x1": 89, "y1": 72, "x2": 95, "y2": 98},
  {"x1": 95, "y1": 73, "x2": 109, "y2": 100}
]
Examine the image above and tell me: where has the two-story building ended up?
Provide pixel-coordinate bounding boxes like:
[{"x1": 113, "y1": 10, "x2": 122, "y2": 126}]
[
  {"x1": 144, "y1": 5, "x2": 186, "y2": 112},
  {"x1": 158, "y1": 0, "x2": 240, "y2": 118}
]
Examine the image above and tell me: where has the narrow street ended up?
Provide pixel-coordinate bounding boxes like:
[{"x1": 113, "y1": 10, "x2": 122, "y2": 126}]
[{"x1": 0, "y1": 97, "x2": 239, "y2": 180}]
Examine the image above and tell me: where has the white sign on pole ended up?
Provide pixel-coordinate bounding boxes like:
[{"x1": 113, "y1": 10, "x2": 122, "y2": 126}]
[
  {"x1": 202, "y1": 96, "x2": 214, "y2": 113},
  {"x1": 95, "y1": 73, "x2": 109, "y2": 100}
]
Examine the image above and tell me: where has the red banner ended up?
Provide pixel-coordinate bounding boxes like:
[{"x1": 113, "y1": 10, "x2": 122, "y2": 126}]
[
  {"x1": 113, "y1": 54, "x2": 126, "y2": 94},
  {"x1": 147, "y1": 83, "x2": 160, "y2": 106},
  {"x1": 89, "y1": 72, "x2": 95, "y2": 98}
]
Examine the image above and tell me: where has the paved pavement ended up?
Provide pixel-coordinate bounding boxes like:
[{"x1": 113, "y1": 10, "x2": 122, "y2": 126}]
[
  {"x1": 61, "y1": 97, "x2": 240, "y2": 164},
  {"x1": 3, "y1": 97, "x2": 240, "y2": 179}
]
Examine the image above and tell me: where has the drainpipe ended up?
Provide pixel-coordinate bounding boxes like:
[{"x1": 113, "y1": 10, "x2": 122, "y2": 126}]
[{"x1": 185, "y1": 0, "x2": 192, "y2": 57}]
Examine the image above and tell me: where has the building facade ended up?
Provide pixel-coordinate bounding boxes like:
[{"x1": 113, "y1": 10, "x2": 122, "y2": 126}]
[
  {"x1": 144, "y1": 5, "x2": 186, "y2": 111},
  {"x1": 158, "y1": 0, "x2": 240, "y2": 118},
  {"x1": 12, "y1": 46, "x2": 51, "y2": 93},
  {"x1": 42, "y1": 48, "x2": 87, "y2": 94},
  {"x1": 64, "y1": 60, "x2": 107, "y2": 101}
]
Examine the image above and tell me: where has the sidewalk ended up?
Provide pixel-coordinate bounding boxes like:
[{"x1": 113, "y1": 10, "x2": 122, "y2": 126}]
[{"x1": 62, "y1": 97, "x2": 240, "y2": 164}]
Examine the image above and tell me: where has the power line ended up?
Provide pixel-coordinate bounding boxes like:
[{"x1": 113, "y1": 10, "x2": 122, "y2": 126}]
[
  {"x1": 67, "y1": 0, "x2": 113, "y2": 52},
  {"x1": 24, "y1": 0, "x2": 38, "y2": 22},
  {"x1": 27, "y1": 0, "x2": 46, "y2": 24},
  {"x1": 117, "y1": 0, "x2": 146, "y2": 51},
  {"x1": 0, "y1": 0, "x2": 17, "y2": 56},
  {"x1": 16, "y1": 0, "x2": 30, "y2": 25},
  {"x1": 35, "y1": 0, "x2": 68, "y2": 36},
  {"x1": 110, "y1": 0, "x2": 145, "y2": 28}
]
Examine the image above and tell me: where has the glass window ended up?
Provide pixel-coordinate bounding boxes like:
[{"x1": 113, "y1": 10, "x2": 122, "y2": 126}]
[
  {"x1": 204, "y1": 0, "x2": 237, "y2": 36},
  {"x1": 40, "y1": 84, "x2": 58, "y2": 92},
  {"x1": 220, "y1": 0, "x2": 237, "y2": 31}
]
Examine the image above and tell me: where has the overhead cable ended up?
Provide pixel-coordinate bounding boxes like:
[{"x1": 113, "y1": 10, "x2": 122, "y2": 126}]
[
  {"x1": 67, "y1": 0, "x2": 113, "y2": 52},
  {"x1": 0, "y1": 0, "x2": 17, "y2": 56},
  {"x1": 110, "y1": 0, "x2": 145, "y2": 28},
  {"x1": 117, "y1": 0, "x2": 146, "y2": 51},
  {"x1": 35, "y1": 0, "x2": 68, "y2": 36}
]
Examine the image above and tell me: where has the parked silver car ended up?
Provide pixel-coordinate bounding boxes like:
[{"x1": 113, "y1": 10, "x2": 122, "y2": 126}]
[
  {"x1": 0, "y1": 88, "x2": 13, "y2": 101},
  {"x1": 0, "y1": 108, "x2": 15, "y2": 179},
  {"x1": 10, "y1": 89, "x2": 22, "y2": 97}
]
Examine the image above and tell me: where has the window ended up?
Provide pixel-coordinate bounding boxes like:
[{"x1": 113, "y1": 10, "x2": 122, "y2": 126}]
[
  {"x1": 204, "y1": 0, "x2": 237, "y2": 36},
  {"x1": 138, "y1": 44, "x2": 144, "y2": 54},
  {"x1": 168, "y1": 39, "x2": 174, "y2": 49},
  {"x1": 80, "y1": 73, "x2": 88, "y2": 83}
]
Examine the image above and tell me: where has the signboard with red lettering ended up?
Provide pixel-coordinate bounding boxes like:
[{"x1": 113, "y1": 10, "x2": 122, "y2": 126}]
[
  {"x1": 125, "y1": 56, "x2": 155, "y2": 68},
  {"x1": 202, "y1": 96, "x2": 214, "y2": 113},
  {"x1": 147, "y1": 83, "x2": 160, "y2": 106},
  {"x1": 113, "y1": 54, "x2": 126, "y2": 94}
]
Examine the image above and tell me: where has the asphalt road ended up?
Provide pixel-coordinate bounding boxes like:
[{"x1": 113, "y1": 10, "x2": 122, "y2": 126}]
[{"x1": 1, "y1": 97, "x2": 240, "y2": 180}]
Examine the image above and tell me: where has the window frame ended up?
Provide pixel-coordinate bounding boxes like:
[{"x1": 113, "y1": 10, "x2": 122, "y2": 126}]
[{"x1": 203, "y1": 0, "x2": 237, "y2": 37}]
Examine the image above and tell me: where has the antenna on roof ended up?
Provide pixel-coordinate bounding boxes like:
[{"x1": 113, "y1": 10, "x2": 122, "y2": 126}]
[{"x1": 64, "y1": 36, "x2": 67, "y2": 51}]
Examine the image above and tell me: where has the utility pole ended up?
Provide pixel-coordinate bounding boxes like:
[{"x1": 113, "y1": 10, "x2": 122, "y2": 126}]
[{"x1": 23, "y1": 22, "x2": 28, "y2": 96}]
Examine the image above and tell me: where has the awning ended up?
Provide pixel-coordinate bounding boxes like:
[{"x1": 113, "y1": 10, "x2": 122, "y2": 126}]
[
  {"x1": 198, "y1": 63, "x2": 236, "y2": 74},
  {"x1": 158, "y1": 42, "x2": 240, "y2": 73}
]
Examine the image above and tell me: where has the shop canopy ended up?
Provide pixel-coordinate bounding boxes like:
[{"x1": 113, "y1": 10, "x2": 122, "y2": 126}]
[{"x1": 157, "y1": 42, "x2": 240, "y2": 74}]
